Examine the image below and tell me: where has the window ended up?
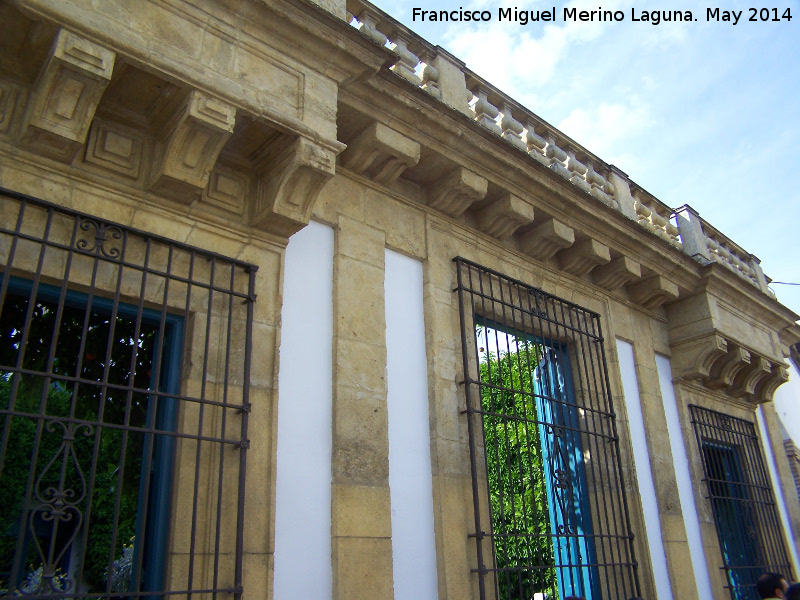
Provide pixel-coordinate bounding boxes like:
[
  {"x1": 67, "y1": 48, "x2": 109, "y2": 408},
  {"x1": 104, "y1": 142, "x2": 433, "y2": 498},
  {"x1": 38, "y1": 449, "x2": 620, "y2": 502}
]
[
  {"x1": 454, "y1": 257, "x2": 641, "y2": 600},
  {"x1": 0, "y1": 188, "x2": 256, "y2": 599},
  {"x1": 689, "y1": 405, "x2": 794, "y2": 600}
]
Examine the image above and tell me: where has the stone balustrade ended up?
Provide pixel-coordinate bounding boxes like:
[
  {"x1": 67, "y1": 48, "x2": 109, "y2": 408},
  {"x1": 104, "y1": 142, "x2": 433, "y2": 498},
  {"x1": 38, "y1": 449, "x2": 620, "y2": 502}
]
[{"x1": 346, "y1": 0, "x2": 773, "y2": 298}]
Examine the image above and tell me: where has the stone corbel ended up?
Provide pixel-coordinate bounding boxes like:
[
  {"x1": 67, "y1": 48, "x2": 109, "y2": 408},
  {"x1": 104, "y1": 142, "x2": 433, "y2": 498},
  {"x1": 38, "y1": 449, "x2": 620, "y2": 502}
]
[
  {"x1": 149, "y1": 90, "x2": 236, "y2": 204},
  {"x1": 518, "y1": 218, "x2": 575, "y2": 261},
  {"x1": 628, "y1": 275, "x2": 679, "y2": 310},
  {"x1": 558, "y1": 238, "x2": 610, "y2": 277},
  {"x1": 753, "y1": 364, "x2": 789, "y2": 403},
  {"x1": 426, "y1": 167, "x2": 487, "y2": 217},
  {"x1": 21, "y1": 29, "x2": 115, "y2": 162},
  {"x1": 252, "y1": 136, "x2": 337, "y2": 238},
  {"x1": 593, "y1": 256, "x2": 642, "y2": 290},
  {"x1": 730, "y1": 356, "x2": 772, "y2": 399},
  {"x1": 672, "y1": 333, "x2": 728, "y2": 380},
  {"x1": 340, "y1": 122, "x2": 420, "y2": 185},
  {"x1": 474, "y1": 193, "x2": 534, "y2": 240},
  {"x1": 705, "y1": 344, "x2": 751, "y2": 390}
]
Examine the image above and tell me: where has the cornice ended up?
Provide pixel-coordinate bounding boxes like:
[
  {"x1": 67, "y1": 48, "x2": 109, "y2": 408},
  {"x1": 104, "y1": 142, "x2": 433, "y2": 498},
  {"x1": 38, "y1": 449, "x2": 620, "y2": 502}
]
[{"x1": 338, "y1": 70, "x2": 704, "y2": 295}]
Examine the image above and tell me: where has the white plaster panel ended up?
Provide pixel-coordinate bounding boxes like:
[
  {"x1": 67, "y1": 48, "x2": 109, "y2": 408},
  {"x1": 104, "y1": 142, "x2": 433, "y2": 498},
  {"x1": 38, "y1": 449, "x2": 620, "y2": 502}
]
[
  {"x1": 774, "y1": 361, "x2": 800, "y2": 445},
  {"x1": 616, "y1": 340, "x2": 674, "y2": 600},
  {"x1": 274, "y1": 220, "x2": 334, "y2": 600},
  {"x1": 655, "y1": 353, "x2": 714, "y2": 600},
  {"x1": 756, "y1": 405, "x2": 800, "y2": 576},
  {"x1": 385, "y1": 249, "x2": 439, "y2": 600}
]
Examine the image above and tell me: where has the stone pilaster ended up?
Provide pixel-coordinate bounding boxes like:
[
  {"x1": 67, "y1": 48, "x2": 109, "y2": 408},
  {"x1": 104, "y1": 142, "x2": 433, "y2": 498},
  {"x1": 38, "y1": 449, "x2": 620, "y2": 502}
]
[{"x1": 331, "y1": 215, "x2": 394, "y2": 600}]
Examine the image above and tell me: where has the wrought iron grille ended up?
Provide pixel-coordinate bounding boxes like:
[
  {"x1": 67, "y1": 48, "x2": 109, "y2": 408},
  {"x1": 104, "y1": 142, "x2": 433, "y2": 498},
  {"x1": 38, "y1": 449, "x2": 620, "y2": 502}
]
[
  {"x1": 0, "y1": 187, "x2": 256, "y2": 599},
  {"x1": 689, "y1": 405, "x2": 793, "y2": 600},
  {"x1": 454, "y1": 257, "x2": 640, "y2": 600}
]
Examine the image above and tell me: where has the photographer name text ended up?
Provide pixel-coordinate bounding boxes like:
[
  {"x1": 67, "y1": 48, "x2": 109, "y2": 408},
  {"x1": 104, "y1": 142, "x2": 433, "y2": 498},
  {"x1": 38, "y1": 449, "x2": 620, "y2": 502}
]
[{"x1": 411, "y1": 6, "x2": 792, "y2": 24}]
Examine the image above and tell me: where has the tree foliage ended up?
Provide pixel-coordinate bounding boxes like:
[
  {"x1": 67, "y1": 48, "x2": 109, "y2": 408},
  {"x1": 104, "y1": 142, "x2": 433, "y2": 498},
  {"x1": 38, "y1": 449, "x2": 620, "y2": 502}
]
[
  {"x1": 478, "y1": 326, "x2": 558, "y2": 600},
  {"x1": 0, "y1": 290, "x2": 154, "y2": 593}
]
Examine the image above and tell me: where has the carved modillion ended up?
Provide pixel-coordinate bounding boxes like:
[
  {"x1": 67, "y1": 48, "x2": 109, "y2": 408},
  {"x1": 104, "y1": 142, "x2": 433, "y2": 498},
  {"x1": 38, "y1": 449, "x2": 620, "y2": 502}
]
[
  {"x1": 518, "y1": 218, "x2": 575, "y2": 261},
  {"x1": 754, "y1": 365, "x2": 789, "y2": 403},
  {"x1": 628, "y1": 275, "x2": 679, "y2": 310},
  {"x1": 593, "y1": 256, "x2": 642, "y2": 290},
  {"x1": 730, "y1": 356, "x2": 772, "y2": 399},
  {"x1": 150, "y1": 90, "x2": 236, "y2": 203},
  {"x1": 21, "y1": 29, "x2": 115, "y2": 162},
  {"x1": 474, "y1": 193, "x2": 534, "y2": 240},
  {"x1": 670, "y1": 332, "x2": 791, "y2": 402},
  {"x1": 252, "y1": 136, "x2": 336, "y2": 238},
  {"x1": 427, "y1": 167, "x2": 487, "y2": 217},
  {"x1": 558, "y1": 238, "x2": 610, "y2": 277},
  {"x1": 340, "y1": 122, "x2": 420, "y2": 185},
  {"x1": 706, "y1": 345, "x2": 751, "y2": 390}
]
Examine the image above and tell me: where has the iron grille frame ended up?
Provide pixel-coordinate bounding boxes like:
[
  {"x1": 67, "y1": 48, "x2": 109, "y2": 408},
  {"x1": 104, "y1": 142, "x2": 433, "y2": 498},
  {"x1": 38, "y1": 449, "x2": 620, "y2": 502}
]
[
  {"x1": 689, "y1": 404, "x2": 793, "y2": 600},
  {"x1": 453, "y1": 256, "x2": 641, "y2": 600},
  {"x1": 0, "y1": 187, "x2": 257, "y2": 600}
]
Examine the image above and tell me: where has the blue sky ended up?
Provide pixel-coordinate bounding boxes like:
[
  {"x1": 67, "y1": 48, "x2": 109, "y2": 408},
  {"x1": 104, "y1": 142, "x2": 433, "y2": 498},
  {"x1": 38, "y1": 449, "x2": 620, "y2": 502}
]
[{"x1": 366, "y1": 0, "x2": 800, "y2": 315}]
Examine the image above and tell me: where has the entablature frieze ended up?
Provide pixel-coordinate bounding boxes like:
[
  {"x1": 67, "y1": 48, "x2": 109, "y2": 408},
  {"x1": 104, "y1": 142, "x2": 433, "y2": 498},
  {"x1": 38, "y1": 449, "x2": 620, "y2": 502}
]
[{"x1": 0, "y1": 0, "x2": 359, "y2": 241}]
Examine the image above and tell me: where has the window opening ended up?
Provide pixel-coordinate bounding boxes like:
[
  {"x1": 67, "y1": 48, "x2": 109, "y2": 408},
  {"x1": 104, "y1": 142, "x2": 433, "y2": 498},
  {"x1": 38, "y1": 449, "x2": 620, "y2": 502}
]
[
  {"x1": 455, "y1": 257, "x2": 640, "y2": 600},
  {"x1": 690, "y1": 405, "x2": 794, "y2": 600},
  {"x1": 0, "y1": 187, "x2": 257, "y2": 599}
]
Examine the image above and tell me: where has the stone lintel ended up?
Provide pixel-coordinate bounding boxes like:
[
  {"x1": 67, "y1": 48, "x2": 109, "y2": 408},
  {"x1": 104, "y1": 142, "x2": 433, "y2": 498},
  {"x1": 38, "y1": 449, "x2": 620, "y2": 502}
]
[
  {"x1": 628, "y1": 275, "x2": 679, "y2": 310},
  {"x1": 252, "y1": 136, "x2": 337, "y2": 238},
  {"x1": 150, "y1": 90, "x2": 236, "y2": 204},
  {"x1": 426, "y1": 167, "x2": 487, "y2": 217},
  {"x1": 558, "y1": 238, "x2": 610, "y2": 277},
  {"x1": 21, "y1": 28, "x2": 115, "y2": 162},
  {"x1": 705, "y1": 345, "x2": 751, "y2": 390},
  {"x1": 517, "y1": 218, "x2": 575, "y2": 261},
  {"x1": 593, "y1": 255, "x2": 642, "y2": 290},
  {"x1": 730, "y1": 356, "x2": 772, "y2": 399},
  {"x1": 474, "y1": 193, "x2": 534, "y2": 240},
  {"x1": 340, "y1": 122, "x2": 420, "y2": 185}
]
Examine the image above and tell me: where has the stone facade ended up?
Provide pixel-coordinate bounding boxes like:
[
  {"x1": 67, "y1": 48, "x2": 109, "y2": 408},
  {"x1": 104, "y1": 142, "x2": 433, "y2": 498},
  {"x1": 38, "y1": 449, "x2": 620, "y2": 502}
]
[{"x1": 0, "y1": 0, "x2": 799, "y2": 599}]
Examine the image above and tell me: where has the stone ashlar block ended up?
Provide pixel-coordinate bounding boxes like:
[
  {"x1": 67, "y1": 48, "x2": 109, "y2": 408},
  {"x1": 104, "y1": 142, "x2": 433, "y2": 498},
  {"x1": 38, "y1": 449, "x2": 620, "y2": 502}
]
[
  {"x1": 332, "y1": 537, "x2": 394, "y2": 600},
  {"x1": 332, "y1": 483, "x2": 392, "y2": 538}
]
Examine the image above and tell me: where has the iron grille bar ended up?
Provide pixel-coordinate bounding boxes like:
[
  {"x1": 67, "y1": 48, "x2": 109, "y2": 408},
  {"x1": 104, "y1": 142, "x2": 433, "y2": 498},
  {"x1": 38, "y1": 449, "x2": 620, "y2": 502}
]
[
  {"x1": 454, "y1": 257, "x2": 640, "y2": 600},
  {"x1": 0, "y1": 187, "x2": 257, "y2": 599},
  {"x1": 689, "y1": 404, "x2": 793, "y2": 600}
]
